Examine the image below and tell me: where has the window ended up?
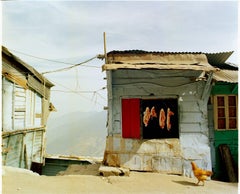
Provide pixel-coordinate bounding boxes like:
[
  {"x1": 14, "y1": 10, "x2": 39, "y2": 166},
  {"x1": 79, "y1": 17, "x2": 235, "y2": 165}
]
[
  {"x1": 121, "y1": 98, "x2": 179, "y2": 139},
  {"x1": 2, "y1": 77, "x2": 43, "y2": 131},
  {"x1": 26, "y1": 90, "x2": 43, "y2": 128},
  {"x1": 214, "y1": 95, "x2": 238, "y2": 130}
]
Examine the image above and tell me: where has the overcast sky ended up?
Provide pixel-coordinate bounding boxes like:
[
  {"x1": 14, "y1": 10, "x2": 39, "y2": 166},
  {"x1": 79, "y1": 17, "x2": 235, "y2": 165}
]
[{"x1": 2, "y1": 1, "x2": 239, "y2": 115}]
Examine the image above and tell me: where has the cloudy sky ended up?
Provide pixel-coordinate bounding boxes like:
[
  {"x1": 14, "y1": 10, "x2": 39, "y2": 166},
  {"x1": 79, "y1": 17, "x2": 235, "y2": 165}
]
[{"x1": 2, "y1": 1, "x2": 239, "y2": 115}]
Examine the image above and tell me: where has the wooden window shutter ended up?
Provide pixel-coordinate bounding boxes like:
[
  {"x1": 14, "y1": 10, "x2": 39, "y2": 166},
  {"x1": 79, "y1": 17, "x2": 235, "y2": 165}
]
[{"x1": 122, "y1": 98, "x2": 140, "y2": 139}]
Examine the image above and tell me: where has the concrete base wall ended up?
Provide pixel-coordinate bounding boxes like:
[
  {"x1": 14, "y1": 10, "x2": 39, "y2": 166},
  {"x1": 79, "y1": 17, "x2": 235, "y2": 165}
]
[
  {"x1": 103, "y1": 135, "x2": 183, "y2": 174},
  {"x1": 103, "y1": 134, "x2": 212, "y2": 177}
]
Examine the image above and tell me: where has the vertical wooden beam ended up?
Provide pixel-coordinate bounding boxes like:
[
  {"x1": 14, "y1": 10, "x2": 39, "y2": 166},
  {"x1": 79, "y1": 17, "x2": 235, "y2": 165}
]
[
  {"x1": 219, "y1": 144, "x2": 238, "y2": 182},
  {"x1": 24, "y1": 144, "x2": 28, "y2": 169},
  {"x1": 201, "y1": 72, "x2": 213, "y2": 100},
  {"x1": 12, "y1": 83, "x2": 15, "y2": 130},
  {"x1": 104, "y1": 32, "x2": 108, "y2": 64}
]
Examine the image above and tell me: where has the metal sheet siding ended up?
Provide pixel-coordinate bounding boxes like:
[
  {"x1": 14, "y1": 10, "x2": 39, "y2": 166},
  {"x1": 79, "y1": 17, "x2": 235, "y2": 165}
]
[
  {"x1": 2, "y1": 137, "x2": 9, "y2": 165},
  {"x1": 25, "y1": 132, "x2": 35, "y2": 168},
  {"x1": 32, "y1": 130, "x2": 44, "y2": 163},
  {"x1": 2, "y1": 128, "x2": 45, "y2": 169},
  {"x1": 4, "y1": 134, "x2": 23, "y2": 167},
  {"x1": 42, "y1": 158, "x2": 91, "y2": 176},
  {"x1": 105, "y1": 69, "x2": 212, "y2": 175}
]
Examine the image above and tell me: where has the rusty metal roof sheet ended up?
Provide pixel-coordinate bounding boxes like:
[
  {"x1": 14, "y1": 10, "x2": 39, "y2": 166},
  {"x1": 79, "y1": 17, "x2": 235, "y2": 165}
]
[
  {"x1": 103, "y1": 51, "x2": 217, "y2": 71},
  {"x1": 107, "y1": 50, "x2": 203, "y2": 55},
  {"x1": 213, "y1": 70, "x2": 238, "y2": 83},
  {"x1": 103, "y1": 50, "x2": 234, "y2": 72}
]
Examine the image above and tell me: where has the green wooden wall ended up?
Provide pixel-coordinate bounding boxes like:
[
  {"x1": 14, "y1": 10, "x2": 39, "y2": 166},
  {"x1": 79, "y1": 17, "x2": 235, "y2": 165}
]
[
  {"x1": 214, "y1": 130, "x2": 238, "y2": 181},
  {"x1": 211, "y1": 83, "x2": 238, "y2": 95},
  {"x1": 211, "y1": 82, "x2": 238, "y2": 181}
]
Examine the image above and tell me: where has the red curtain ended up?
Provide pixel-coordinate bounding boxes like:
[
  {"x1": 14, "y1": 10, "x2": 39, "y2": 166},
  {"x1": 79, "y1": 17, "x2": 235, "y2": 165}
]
[{"x1": 122, "y1": 98, "x2": 140, "y2": 139}]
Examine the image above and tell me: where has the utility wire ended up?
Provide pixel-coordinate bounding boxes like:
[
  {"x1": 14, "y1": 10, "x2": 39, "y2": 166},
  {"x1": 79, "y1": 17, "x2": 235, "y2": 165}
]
[
  {"x1": 9, "y1": 49, "x2": 77, "y2": 65},
  {"x1": 41, "y1": 55, "x2": 99, "y2": 74},
  {"x1": 9, "y1": 48, "x2": 101, "y2": 71},
  {"x1": 49, "y1": 79, "x2": 106, "y2": 105}
]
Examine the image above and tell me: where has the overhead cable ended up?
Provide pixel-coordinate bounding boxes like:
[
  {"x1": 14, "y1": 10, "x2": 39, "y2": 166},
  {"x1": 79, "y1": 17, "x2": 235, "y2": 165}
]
[
  {"x1": 9, "y1": 49, "x2": 77, "y2": 65},
  {"x1": 9, "y1": 48, "x2": 101, "y2": 70},
  {"x1": 41, "y1": 55, "x2": 99, "y2": 74},
  {"x1": 49, "y1": 79, "x2": 106, "y2": 105}
]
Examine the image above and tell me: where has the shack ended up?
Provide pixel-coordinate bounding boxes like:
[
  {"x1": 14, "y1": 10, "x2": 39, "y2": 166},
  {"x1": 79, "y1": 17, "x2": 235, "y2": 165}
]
[
  {"x1": 2, "y1": 46, "x2": 55, "y2": 173},
  {"x1": 208, "y1": 61, "x2": 238, "y2": 181},
  {"x1": 102, "y1": 50, "x2": 233, "y2": 177}
]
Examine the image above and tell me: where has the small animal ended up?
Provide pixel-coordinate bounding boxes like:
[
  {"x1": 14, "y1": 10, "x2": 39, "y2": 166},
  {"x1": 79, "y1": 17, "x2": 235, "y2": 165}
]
[{"x1": 191, "y1": 161, "x2": 213, "y2": 186}]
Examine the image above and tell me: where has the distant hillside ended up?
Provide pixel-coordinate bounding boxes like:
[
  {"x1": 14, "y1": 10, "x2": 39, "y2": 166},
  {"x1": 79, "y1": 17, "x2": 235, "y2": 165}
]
[{"x1": 46, "y1": 111, "x2": 107, "y2": 157}]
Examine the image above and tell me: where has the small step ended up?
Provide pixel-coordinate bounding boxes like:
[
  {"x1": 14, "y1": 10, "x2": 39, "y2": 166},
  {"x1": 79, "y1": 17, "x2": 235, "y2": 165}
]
[{"x1": 99, "y1": 165, "x2": 130, "y2": 177}]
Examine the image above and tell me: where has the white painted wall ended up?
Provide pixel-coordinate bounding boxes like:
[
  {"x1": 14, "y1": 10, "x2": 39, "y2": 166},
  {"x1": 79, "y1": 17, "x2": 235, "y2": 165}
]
[
  {"x1": 2, "y1": 78, "x2": 13, "y2": 130},
  {"x1": 105, "y1": 69, "x2": 212, "y2": 176}
]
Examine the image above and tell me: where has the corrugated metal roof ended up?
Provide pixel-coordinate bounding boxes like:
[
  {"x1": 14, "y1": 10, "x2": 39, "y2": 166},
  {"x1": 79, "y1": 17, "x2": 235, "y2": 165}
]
[
  {"x1": 103, "y1": 52, "x2": 216, "y2": 71},
  {"x1": 107, "y1": 50, "x2": 203, "y2": 55},
  {"x1": 213, "y1": 62, "x2": 238, "y2": 70},
  {"x1": 103, "y1": 63, "x2": 216, "y2": 71},
  {"x1": 213, "y1": 70, "x2": 238, "y2": 83},
  {"x1": 106, "y1": 50, "x2": 234, "y2": 67},
  {"x1": 205, "y1": 52, "x2": 234, "y2": 66}
]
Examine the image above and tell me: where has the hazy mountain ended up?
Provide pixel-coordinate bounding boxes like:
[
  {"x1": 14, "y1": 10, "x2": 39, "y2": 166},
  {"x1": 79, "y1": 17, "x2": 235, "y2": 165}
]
[{"x1": 46, "y1": 111, "x2": 107, "y2": 157}]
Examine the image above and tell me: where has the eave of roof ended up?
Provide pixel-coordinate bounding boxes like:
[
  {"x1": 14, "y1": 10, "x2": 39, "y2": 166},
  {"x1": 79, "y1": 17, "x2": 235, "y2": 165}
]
[
  {"x1": 103, "y1": 50, "x2": 234, "y2": 72},
  {"x1": 2, "y1": 46, "x2": 54, "y2": 87},
  {"x1": 107, "y1": 50, "x2": 234, "y2": 64},
  {"x1": 213, "y1": 70, "x2": 238, "y2": 83},
  {"x1": 103, "y1": 51, "x2": 216, "y2": 71},
  {"x1": 205, "y1": 51, "x2": 234, "y2": 66}
]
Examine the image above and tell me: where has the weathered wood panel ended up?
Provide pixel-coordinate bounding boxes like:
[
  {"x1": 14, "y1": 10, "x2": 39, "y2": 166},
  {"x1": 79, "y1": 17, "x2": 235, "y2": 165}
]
[
  {"x1": 28, "y1": 75, "x2": 50, "y2": 100},
  {"x1": 2, "y1": 78, "x2": 13, "y2": 131},
  {"x1": 2, "y1": 61, "x2": 28, "y2": 89},
  {"x1": 13, "y1": 85, "x2": 26, "y2": 130},
  {"x1": 32, "y1": 130, "x2": 44, "y2": 163}
]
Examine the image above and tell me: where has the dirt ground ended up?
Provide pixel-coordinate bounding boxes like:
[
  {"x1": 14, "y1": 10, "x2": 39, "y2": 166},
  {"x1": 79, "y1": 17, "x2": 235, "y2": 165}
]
[{"x1": 2, "y1": 165, "x2": 238, "y2": 194}]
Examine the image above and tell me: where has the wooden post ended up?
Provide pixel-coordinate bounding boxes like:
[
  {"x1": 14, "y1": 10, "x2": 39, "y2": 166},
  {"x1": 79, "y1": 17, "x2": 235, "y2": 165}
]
[
  {"x1": 201, "y1": 71, "x2": 213, "y2": 100},
  {"x1": 24, "y1": 144, "x2": 28, "y2": 169},
  {"x1": 104, "y1": 32, "x2": 107, "y2": 64},
  {"x1": 219, "y1": 144, "x2": 238, "y2": 182}
]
